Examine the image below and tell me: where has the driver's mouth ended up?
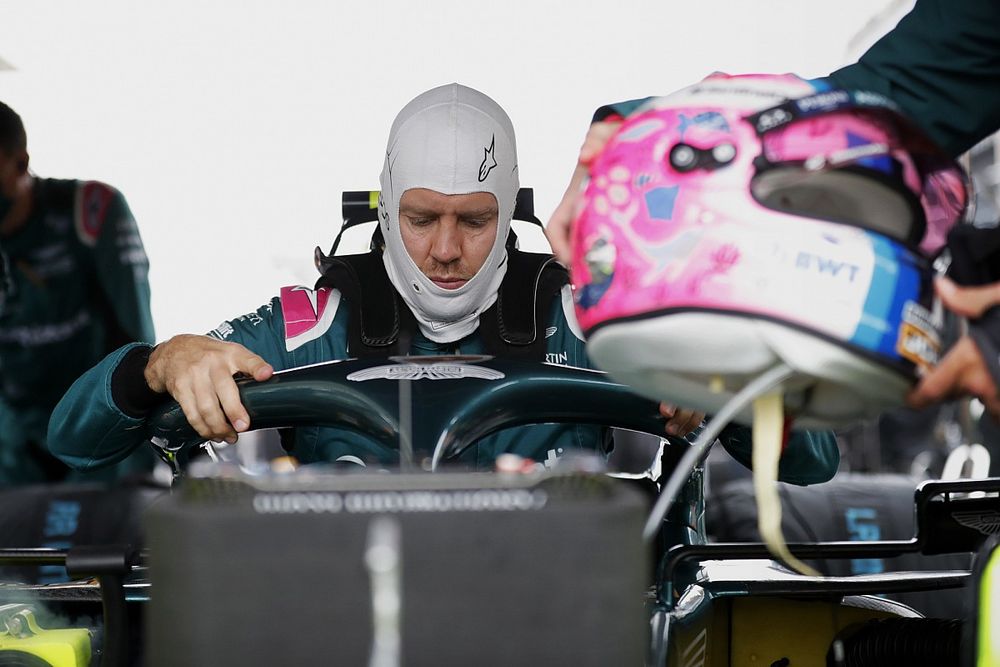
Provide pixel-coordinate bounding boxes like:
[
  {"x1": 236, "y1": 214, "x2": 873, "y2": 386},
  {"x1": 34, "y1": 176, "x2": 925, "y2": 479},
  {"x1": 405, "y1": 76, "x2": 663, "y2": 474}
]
[{"x1": 431, "y1": 278, "x2": 468, "y2": 290}]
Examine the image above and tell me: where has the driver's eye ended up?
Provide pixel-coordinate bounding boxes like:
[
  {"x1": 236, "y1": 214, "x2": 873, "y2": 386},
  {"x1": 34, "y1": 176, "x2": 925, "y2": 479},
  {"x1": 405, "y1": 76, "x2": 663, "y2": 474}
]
[{"x1": 462, "y1": 216, "x2": 492, "y2": 228}]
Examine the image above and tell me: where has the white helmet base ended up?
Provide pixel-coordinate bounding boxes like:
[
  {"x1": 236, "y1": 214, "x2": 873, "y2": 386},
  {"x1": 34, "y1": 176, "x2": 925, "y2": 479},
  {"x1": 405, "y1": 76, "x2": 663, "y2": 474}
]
[{"x1": 587, "y1": 312, "x2": 912, "y2": 429}]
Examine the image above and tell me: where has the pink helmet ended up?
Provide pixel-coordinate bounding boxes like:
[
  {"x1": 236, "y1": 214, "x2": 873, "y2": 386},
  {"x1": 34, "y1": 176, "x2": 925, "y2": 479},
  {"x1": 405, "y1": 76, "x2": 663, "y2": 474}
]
[{"x1": 572, "y1": 73, "x2": 969, "y2": 427}]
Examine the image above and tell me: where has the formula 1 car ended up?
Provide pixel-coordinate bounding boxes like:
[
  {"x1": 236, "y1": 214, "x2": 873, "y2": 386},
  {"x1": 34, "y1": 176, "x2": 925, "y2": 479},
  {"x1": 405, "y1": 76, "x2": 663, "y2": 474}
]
[
  {"x1": 0, "y1": 354, "x2": 996, "y2": 666},
  {"x1": 1, "y1": 188, "x2": 996, "y2": 667}
]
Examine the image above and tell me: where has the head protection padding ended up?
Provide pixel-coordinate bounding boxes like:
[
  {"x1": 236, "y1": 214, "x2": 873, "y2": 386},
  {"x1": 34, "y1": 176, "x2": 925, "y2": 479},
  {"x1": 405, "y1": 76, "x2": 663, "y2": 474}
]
[{"x1": 378, "y1": 83, "x2": 519, "y2": 343}]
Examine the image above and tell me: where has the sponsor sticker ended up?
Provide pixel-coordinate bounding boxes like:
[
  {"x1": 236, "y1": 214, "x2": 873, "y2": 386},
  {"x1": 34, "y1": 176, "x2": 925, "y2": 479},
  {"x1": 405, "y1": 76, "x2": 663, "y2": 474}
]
[
  {"x1": 75, "y1": 181, "x2": 115, "y2": 246},
  {"x1": 347, "y1": 358, "x2": 504, "y2": 382},
  {"x1": 252, "y1": 488, "x2": 548, "y2": 515},
  {"x1": 896, "y1": 301, "x2": 941, "y2": 370}
]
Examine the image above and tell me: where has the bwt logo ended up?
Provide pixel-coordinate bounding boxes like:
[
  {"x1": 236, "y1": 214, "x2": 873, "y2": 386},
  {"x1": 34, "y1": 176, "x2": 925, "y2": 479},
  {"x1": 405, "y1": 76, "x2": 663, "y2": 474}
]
[{"x1": 795, "y1": 251, "x2": 860, "y2": 282}]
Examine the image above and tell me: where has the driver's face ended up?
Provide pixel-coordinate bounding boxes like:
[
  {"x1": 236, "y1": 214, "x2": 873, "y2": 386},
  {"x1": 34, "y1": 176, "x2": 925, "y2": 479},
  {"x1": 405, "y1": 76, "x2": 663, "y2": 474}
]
[{"x1": 399, "y1": 188, "x2": 499, "y2": 290}]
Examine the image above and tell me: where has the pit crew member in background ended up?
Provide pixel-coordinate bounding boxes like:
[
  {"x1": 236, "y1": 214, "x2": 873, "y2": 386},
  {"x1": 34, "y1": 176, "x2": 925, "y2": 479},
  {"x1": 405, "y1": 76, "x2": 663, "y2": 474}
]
[{"x1": 0, "y1": 100, "x2": 155, "y2": 485}]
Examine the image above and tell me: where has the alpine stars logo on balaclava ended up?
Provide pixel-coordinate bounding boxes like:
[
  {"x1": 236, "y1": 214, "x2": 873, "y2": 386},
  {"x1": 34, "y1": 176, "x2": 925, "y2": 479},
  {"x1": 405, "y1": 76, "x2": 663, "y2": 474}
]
[
  {"x1": 378, "y1": 83, "x2": 519, "y2": 343},
  {"x1": 479, "y1": 135, "x2": 498, "y2": 182}
]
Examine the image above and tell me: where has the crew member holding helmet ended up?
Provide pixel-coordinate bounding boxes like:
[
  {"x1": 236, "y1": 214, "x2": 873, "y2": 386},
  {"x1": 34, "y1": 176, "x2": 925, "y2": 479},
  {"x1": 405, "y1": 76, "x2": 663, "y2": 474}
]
[
  {"x1": 568, "y1": 73, "x2": 968, "y2": 429},
  {"x1": 546, "y1": 0, "x2": 1000, "y2": 420}
]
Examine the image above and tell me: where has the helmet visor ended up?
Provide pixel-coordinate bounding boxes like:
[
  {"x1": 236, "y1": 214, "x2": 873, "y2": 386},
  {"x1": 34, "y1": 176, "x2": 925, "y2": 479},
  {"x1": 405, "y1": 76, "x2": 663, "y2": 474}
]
[{"x1": 750, "y1": 106, "x2": 968, "y2": 253}]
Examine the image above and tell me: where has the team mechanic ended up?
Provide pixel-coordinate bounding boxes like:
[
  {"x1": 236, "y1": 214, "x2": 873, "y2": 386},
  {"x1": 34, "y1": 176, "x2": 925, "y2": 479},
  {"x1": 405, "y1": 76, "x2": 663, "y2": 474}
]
[
  {"x1": 0, "y1": 100, "x2": 155, "y2": 485},
  {"x1": 47, "y1": 84, "x2": 837, "y2": 480}
]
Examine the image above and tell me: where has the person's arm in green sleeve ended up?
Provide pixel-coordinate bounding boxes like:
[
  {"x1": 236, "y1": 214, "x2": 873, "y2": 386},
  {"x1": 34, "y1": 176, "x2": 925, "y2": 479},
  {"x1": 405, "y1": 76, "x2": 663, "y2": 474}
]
[
  {"x1": 717, "y1": 424, "x2": 840, "y2": 486},
  {"x1": 47, "y1": 343, "x2": 159, "y2": 470},
  {"x1": 47, "y1": 297, "x2": 289, "y2": 470},
  {"x1": 828, "y1": 0, "x2": 1000, "y2": 157},
  {"x1": 87, "y1": 184, "x2": 155, "y2": 347}
]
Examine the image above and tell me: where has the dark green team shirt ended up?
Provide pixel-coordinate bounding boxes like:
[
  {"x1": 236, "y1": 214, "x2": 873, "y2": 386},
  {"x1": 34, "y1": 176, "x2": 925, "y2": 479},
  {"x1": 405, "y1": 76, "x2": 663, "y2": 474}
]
[
  {"x1": 0, "y1": 178, "x2": 155, "y2": 484},
  {"x1": 48, "y1": 281, "x2": 838, "y2": 483},
  {"x1": 830, "y1": 0, "x2": 1000, "y2": 158},
  {"x1": 593, "y1": 0, "x2": 1000, "y2": 159}
]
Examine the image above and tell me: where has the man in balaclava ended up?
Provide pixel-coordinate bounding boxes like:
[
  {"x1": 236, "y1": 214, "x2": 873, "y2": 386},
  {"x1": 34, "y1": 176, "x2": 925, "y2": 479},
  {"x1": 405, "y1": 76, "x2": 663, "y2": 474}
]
[
  {"x1": 0, "y1": 100, "x2": 155, "y2": 485},
  {"x1": 49, "y1": 83, "x2": 715, "y2": 472},
  {"x1": 378, "y1": 83, "x2": 519, "y2": 344}
]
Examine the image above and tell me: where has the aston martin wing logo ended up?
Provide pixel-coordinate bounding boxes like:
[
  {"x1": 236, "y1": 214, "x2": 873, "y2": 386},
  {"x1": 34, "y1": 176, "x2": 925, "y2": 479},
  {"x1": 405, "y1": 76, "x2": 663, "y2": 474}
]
[
  {"x1": 347, "y1": 362, "x2": 505, "y2": 382},
  {"x1": 478, "y1": 134, "x2": 497, "y2": 182},
  {"x1": 952, "y1": 509, "x2": 1000, "y2": 536}
]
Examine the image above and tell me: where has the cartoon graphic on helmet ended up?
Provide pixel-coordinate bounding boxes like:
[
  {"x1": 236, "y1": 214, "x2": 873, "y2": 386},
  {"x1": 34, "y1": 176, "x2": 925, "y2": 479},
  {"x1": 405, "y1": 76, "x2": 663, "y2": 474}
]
[{"x1": 572, "y1": 73, "x2": 969, "y2": 427}]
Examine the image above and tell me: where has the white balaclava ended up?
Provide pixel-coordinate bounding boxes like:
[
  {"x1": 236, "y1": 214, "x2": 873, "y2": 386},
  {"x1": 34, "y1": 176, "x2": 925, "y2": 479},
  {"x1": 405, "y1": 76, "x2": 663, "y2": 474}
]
[{"x1": 378, "y1": 83, "x2": 519, "y2": 343}]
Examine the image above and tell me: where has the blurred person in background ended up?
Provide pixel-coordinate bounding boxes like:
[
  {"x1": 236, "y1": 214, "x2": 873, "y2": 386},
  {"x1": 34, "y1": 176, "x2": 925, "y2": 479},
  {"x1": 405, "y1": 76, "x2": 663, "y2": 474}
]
[{"x1": 0, "y1": 100, "x2": 155, "y2": 485}]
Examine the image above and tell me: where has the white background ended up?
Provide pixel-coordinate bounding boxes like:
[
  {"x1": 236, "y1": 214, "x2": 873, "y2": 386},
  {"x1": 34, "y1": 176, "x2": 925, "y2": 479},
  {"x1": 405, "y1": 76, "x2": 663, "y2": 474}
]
[{"x1": 0, "y1": 0, "x2": 894, "y2": 337}]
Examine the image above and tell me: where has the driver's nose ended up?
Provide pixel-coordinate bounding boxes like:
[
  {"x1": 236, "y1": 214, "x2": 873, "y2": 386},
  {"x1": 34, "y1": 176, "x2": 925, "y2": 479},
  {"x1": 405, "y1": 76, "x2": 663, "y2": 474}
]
[{"x1": 430, "y1": 220, "x2": 462, "y2": 265}]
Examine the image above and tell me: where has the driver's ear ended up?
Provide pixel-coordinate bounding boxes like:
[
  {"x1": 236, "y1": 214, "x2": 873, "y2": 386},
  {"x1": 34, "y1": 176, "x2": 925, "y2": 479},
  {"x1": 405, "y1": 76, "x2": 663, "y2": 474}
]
[{"x1": 15, "y1": 151, "x2": 28, "y2": 174}]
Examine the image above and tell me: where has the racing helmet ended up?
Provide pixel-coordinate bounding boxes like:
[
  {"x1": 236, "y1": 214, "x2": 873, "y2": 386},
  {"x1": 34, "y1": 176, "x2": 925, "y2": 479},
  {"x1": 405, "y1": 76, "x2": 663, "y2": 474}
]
[{"x1": 572, "y1": 73, "x2": 969, "y2": 428}]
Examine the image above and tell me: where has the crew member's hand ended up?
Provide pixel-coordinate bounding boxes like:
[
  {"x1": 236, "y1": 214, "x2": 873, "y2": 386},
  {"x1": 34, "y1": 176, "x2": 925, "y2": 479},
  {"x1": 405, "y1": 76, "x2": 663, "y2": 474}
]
[
  {"x1": 906, "y1": 276, "x2": 1000, "y2": 418},
  {"x1": 546, "y1": 120, "x2": 622, "y2": 265},
  {"x1": 933, "y1": 276, "x2": 1000, "y2": 319},
  {"x1": 907, "y1": 336, "x2": 1000, "y2": 417},
  {"x1": 659, "y1": 402, "x2": 705, "y2": 437},
  {"x1": 144, "y1": 334, "x2": 274, "y2": 443}
]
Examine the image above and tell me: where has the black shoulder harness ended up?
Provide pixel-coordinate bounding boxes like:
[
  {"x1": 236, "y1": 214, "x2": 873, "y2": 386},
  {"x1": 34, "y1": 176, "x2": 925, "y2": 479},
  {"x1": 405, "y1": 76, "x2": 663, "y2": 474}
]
[{"x1": 314, "y1": 239, "x2": 568, "y2": 361}]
